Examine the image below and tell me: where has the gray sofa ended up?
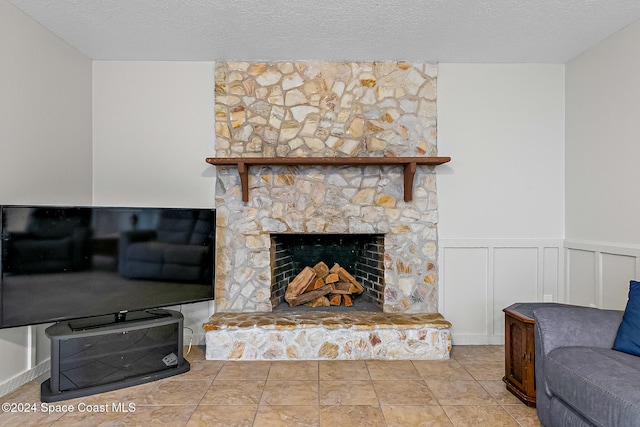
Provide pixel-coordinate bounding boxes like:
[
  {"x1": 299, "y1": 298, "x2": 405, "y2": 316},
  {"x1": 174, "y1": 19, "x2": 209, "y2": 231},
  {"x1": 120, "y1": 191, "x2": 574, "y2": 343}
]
[
  {"x1": 4, "y1": 207, "x2": 92, "y2": 273},
  {"x1": 118, "y1": 209, "x2": 213, "y2": 283},
  {"x1": 534, "y1": 305, "x2": 640, "y2": 427}
]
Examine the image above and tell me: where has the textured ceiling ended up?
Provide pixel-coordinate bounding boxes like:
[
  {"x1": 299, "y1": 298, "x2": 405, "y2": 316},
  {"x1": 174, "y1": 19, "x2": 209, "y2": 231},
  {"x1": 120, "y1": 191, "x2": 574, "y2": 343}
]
[{"x1": 8, "y1": 0, "x2": 640, "y2": 63}]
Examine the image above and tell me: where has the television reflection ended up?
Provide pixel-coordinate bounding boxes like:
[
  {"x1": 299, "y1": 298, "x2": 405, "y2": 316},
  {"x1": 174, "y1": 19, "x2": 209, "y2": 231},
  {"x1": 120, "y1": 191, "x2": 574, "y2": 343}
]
[{"x1": 0, "y1": 206, "x2": 215, "y2": 328}]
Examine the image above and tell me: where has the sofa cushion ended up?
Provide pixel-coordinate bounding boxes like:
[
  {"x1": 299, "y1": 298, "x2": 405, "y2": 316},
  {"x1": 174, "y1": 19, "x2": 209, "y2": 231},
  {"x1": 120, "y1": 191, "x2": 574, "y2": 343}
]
[
  {"x1": 546, "y1": 346, "x2": 640, "y2": 427},
  {"x1": 156, "y1": 210, "x2": 196, "y2": 244},
  {"x1": 125, "y1": 242, "x2": 167, "y2": 263},
  {"x1": 27, "y1": 208, "x2": 91, "y2": 239},
  {"x1": 164, "y1": 244, "x2": 208, "y2": 265},
  {"x1": 613, "y1": 280, "x2": 640, "y2": 356}
]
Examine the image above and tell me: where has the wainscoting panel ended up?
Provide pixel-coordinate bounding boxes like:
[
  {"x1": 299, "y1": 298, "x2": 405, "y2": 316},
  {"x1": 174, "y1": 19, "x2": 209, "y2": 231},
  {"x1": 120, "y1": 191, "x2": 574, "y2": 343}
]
[
  {"x1": 439, "y1": 239, "x2": 563, "y2": 345},
  {"x1": 602, "y1": 253, "x2": 636, "y2": 309},
  {"x1": 492, "y1": 248, "x2": 539, "y2": 336},
  {"x1": 566, "y1": 249, "x2": 597, "y2": 307},
  {"x1": 543, "y1": 247, "x2": 560, "y2": 298},
  {"x1": 441, "y1": 247, "x2": 489, "y2": 339},
  {"x1": 565, "y1": 240, "x2": 640, "y2": 311}
]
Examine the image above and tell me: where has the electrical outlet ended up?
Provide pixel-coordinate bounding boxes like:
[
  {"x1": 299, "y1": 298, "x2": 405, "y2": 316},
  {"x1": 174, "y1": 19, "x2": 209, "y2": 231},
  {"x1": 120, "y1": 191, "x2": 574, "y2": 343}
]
[{"x1": 543, "y1": 294, "x2": 553, "y2": 302}]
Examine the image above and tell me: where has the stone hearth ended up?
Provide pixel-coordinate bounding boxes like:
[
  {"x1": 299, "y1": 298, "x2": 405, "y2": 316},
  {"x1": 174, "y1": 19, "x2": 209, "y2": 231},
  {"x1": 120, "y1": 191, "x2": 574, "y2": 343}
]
[{"x1": 205, "y1": 311, "x2": 451, "y2": 360}]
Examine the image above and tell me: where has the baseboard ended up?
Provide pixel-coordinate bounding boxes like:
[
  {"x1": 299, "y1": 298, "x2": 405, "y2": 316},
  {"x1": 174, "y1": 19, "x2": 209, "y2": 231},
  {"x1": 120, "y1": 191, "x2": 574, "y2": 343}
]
[
  {"x1": 184, "y1": 331, "x2": 206, "y2": 347},
  {"x1": 451, "y1": 334, "x2": 505, "y2": 345},
  {"x1": 0, "y1": 359, "x2": 50, "y2": 398}
]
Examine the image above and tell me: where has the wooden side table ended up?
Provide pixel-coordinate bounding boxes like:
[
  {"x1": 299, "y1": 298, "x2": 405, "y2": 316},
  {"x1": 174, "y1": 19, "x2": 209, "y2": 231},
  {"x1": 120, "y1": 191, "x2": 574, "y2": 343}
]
[{"x1": 503, "y1": 302, "x2": 558, "y2": 407}]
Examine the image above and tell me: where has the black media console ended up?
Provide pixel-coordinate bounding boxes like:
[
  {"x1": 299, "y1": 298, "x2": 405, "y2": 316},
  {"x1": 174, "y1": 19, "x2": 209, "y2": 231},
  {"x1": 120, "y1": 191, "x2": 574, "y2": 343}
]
[{"x1": 41, "y1": 309, "x2": 190, "y2": 402}]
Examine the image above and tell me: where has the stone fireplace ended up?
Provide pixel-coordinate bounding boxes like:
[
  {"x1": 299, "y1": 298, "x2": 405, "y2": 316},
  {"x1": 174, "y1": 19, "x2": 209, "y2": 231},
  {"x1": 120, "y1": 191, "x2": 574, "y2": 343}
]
[
  {"x1": 213, "y1": 61, "x2": 440, "y2": 314},
  {"x1": 205, "y1": 61, "x2": 451, "y2": 360}
]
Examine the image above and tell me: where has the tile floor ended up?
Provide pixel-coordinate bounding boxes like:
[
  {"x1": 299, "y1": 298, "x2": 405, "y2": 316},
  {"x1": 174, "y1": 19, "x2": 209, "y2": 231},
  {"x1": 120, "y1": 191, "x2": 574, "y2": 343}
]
[{"x1": 0, "y1": 345, "x2": 541, "y2": 426}]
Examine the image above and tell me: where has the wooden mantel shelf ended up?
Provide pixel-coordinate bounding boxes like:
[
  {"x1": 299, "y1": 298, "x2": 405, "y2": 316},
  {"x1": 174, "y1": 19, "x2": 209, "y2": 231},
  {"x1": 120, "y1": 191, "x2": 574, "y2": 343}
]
[{"x1": 205, "y1": 156, "x2": 451, "y2": 203}]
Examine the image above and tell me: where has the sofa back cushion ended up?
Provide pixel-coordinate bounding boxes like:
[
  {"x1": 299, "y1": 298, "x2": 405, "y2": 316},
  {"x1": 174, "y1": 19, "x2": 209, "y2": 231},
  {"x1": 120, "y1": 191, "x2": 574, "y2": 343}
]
[
  {"x1": 27, "y1": 208, "x2": 91, "y2": 239},
  {"x1": 613, "y1": 280, "x2": 640, "y2": 356},
  {"x1": 156, "y1": 210, "x2": 196, "y2": 244}
]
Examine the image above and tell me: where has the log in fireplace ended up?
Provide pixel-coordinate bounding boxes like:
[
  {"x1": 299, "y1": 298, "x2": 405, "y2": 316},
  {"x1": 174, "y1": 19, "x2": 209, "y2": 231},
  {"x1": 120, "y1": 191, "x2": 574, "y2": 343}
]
[{"x1": 270, "y1": 233, "x2": 384, "y2": 311}]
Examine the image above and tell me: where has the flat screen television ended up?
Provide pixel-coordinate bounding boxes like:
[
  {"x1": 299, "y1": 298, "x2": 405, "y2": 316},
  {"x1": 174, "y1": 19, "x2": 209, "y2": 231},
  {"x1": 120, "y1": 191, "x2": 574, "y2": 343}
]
[{"x1": 0, "y1": 206, "x2": 215, "y2": 329}]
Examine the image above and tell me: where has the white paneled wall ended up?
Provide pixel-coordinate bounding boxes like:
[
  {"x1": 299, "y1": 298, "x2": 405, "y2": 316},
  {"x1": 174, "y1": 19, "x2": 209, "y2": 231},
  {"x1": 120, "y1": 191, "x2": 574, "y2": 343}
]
[
  {"x1": 439, "y1": 239, "x2": 640, "y2": 345},
  {"x1": 439, "y1": 239, "x2": 563, "y2": 344},
  {"x1": 565, "y1": 241, "x2": 640, "y2": 311}
]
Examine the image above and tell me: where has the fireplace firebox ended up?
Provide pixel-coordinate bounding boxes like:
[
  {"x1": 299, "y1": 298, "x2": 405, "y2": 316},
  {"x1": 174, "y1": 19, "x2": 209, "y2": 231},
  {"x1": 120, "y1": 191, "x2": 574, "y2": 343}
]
[{"x1": 270, "y1": 233, "x2": 384, "y2": 311}]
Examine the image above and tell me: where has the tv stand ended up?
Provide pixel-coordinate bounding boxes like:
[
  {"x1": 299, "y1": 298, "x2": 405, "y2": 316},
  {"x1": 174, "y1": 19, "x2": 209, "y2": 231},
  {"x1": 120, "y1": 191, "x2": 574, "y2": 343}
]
[{"x1": 41, "y1": 309, "x2": 189, "y2": 402}]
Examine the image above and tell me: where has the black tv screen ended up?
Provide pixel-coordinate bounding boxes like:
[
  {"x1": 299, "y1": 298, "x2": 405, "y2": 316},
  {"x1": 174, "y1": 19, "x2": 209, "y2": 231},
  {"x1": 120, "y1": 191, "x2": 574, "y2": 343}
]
[{"x1": 0, "y1": 206, "x2": 215, "y2": 329}]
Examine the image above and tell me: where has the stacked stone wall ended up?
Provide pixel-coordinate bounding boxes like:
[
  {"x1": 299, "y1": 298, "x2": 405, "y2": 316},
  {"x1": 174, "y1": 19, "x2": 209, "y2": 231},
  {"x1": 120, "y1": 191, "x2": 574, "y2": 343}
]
[{"x1": 214, "y1": 61, "x2": 440, "y2": 314}]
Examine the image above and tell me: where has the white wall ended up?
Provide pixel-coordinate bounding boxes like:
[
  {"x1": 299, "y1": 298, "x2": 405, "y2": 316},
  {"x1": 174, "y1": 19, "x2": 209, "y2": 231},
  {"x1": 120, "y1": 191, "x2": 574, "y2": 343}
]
[
  {"x1": 0, "y1": 1, "x2": 92, "y2": 205},
  {"x1": 0, "y1": 0, "x2": 92, "y2": 396},
  {"x1": 92, "y1": 61, "x2": 216, "y2": 208},
  {"x1": 437, "y1": 64, "x2": 565, "y2": 343},
  {"x1": 565, "y1": 20, "x2": 640, "y2": 309},
  {"x1": 437, "y1": 64, "x2": 565, "y2": 240},
  {"x1": 92, "y1": 61, "x2": 217, "y2": 343}
]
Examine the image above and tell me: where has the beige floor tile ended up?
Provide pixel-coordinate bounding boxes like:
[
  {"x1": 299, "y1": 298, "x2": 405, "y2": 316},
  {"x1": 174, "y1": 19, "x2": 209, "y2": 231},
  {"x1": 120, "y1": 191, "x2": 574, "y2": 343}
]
[
  {"x1": 319, "y1": 360, "x2": 370, "y2": 380},
  {"x1": 319, "y1": 380, "x2": 379, "y2": 406},
  {"x1": 484, "y1": 345, "x2": 506, "y2": 359},
  {"x1": 254, "y1": 405, "x2": 320, "y2": 427},
  {"x1": 178, "y1": 360, "x2": 224, "y2": 381},
  {"x1": 140, "y1": 379, "x2": 211, "y2": 405},
  {"x1": 502, "y1": 404, "x2": 541, "y2": 427},
  {"x1": 184, "y1": 345, "x2": 206, "y2": 363},
  {"x1": 0, "y1": 381, "x2": 65, "y2": 427},
  {"x1": 260, "y1": 381, "x2": 318, "y2": 406},
  {"x1": 50, "y1": 409, "x2": 129, "y2": 427},
  {"x1": 479, "y1": 380, "x2": 522, "y2": 405},
  {"x1": 199, "y1": 380, "x2": 265, "y2": 405},
  {"x1": 366, "y1": 359, "x2": 419, "y2": 380},
  {"x1": 382, "y1": 405, "x2": 454, "y2": 427},
  {"x1": 0, "y1": 408, "x2": 66, "y2": 427},
  {"x1": 442, "y1": 405, "x2": 519, "y2": 427},
  {"x1": 412, "y1": 359, "x2": 475, "y2": 381},
  {"x1": 451, "y1": 345, "x2": 503, "y2": 363},
  {"x1": 2, "y1": 379, "x2": 42, "y2": 401},
  {"x1": 319, "y1": 405, "x2": 387, "y2": 427},
  {"x1": 215, "y1": 361, "x2": 272, "y2": 381},
  {"x1": 268, "y1": 361, "x2": 319, "y2": 380},
  {"x1": 1, "y1": 345, "x2": 536, "y2": 427},
  {"x1": 427, "y1": 380, "x2": 497, "y2": 406},
  {"x1": 373, "y1": 380, "x2": 438, "y2": 405},
  {"x1": 120, "y1": 405, "x2": 197, "y2": 427},
  {"x1": 62, "y1": 381, "x2": 157, "y2": 407},
  {"x1": 462, "y1": 361, "x2": 504, "y2": 381},
  {"x1": 185, "y1": 405, "x2": 257, "y2": 427}
]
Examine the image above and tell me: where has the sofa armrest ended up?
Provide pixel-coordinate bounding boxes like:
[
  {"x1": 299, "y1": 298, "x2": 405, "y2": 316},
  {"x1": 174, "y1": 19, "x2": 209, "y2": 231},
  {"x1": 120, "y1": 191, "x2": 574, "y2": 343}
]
[
  {"x1": 533, "y1": 305, "x2": 623, "y2": 425},
  {"x1": 534, "y1": 305, "x2": 623, "y2": 357}
]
